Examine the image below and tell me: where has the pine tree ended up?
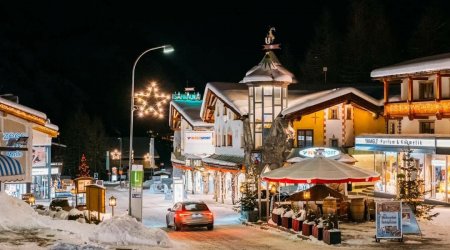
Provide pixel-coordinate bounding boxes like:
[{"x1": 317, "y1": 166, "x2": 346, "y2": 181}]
[
  {"x1": 78, "y1": 154, "x2": 90, "y2": 177},
  {"x1": 397, "y1": 148, "x2": 438, "y2": 220}
]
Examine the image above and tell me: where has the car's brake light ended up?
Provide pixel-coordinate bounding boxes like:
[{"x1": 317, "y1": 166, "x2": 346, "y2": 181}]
[
  {"x1": 204, "y1": 211, "x2": 213, "y2": 217},
  {"x1": 175, "y1": 211, "x2": 190, "y2": 217}
]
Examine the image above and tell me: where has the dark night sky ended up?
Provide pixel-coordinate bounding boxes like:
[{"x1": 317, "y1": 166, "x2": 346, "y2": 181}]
[{"x1": 0, "y1": 1, "x2": 447, "y2": 137}]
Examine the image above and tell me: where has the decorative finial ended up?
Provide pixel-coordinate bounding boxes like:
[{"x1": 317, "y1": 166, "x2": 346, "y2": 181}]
[
  {"x1": 263, "y1": 27, "x2": 280, "y2": 51},
  {"x1": 265, "y1": 27, "x2": 276, "y2": 45}
]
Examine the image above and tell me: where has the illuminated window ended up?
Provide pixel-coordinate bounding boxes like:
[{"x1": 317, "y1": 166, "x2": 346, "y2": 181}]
[
  {"x1": 297, "y1": 129, "x2": 313, "y2": 148},
  {"x1": 227, "y1": 129, "x2": 233, "y2": 147},
  {"x1": 419, "y1": 81, "x2": 434, "y2": 100},
  {"x1": 329, "y1": 107, "x2": 339, "y2": 120},
  {"x1": 346, "y1": 107, "x2": 352, "y2": 120},
  {"x1": 420, "y1": 121, "x2": 434, "y2": 134}
]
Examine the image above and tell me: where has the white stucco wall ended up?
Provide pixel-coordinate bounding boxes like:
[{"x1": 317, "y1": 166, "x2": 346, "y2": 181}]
[
  {"x1": 401, "y1": 117, "x2": 450, "y2": 134},
  {"x1": 344, "y1": 106, "x2": 354, "y2": 147},
  {"x1": 324, "y1": 106, "x2": 343, "y2": 147},
  {"x1": 442, "y1": 77, "x2": 450, "y2": 99},
  {"x1": 214, "y1": 100, "x2": 244, "y2": 157}
]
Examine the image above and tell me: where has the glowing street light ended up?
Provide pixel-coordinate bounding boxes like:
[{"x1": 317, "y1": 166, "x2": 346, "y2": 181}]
[{"x1": 128, "y1": 45, "x2": 174, "y2": 219}]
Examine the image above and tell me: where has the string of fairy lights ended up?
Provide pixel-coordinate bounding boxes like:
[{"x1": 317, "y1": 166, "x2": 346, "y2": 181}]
[{"x1": 134, "y1": 81, "x2": 171, "y2": 119}]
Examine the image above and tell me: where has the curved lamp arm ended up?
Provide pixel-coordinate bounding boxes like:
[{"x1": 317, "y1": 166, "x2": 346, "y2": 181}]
[{"x1": 128, "y1": 44, "x2": 174, "y2": 217}]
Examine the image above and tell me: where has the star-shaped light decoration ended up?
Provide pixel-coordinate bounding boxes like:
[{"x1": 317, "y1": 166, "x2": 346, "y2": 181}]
[{"x1": 134, "y1": 81, "x2": 171, "y2": 119}]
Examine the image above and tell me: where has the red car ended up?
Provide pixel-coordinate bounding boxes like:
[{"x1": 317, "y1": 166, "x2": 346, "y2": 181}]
[{"x1": 166, "y1": 201, "x2": 214, "y2": 231}]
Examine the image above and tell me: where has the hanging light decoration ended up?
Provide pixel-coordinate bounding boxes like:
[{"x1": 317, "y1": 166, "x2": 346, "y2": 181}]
[{"x1": 134, "y1": 81, "x2": 171, "y2": 118}]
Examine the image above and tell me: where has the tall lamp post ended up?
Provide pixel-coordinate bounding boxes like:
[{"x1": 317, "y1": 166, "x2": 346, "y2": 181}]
[
  {"x1": 118, "y1": 137, "x2": 123, "y2": 184},
  {"x1": 128, "y1": 45, "x2": 174, "y2": 217}
]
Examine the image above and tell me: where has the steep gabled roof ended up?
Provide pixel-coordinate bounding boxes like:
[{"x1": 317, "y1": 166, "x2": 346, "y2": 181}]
[
  {"x1": 281, "y1": 87, "x2": 383, "y2": 118},
  {"x1": 170, "y1": 100, "x2": 213, "y2": 129},
  {"x1": 200, "y1": 82, "x2": 248, "y2": 121}
]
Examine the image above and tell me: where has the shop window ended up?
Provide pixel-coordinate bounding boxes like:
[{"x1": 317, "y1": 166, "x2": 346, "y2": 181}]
[
  {"x1": 297, "y1": 129, "x2": 313, "y2": 148},
  {"x1": 328, "y1": 107, "x2": 339, "y2": 120},
  {"x1": 222, "y1": 134, "x2": 226, "y2": 146},
  {"x1": 420, "y1": 121, "x2": 435, "y2": 134},
  {"x1": 419, "y1": 81, "x2": 434, "y2": 100},
  {"x1": 330, "y1": 139, "x2": 339, "y2": 148}
]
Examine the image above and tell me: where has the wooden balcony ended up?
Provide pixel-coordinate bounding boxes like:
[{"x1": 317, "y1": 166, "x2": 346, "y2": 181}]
[{"x1": 385, "y1": 99, "x2": 450, "y2": 119}]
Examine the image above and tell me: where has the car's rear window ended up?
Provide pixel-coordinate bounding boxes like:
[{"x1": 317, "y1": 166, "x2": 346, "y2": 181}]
[{"x1": 183, "y1": 203, "x2": 209, "y2": 211}]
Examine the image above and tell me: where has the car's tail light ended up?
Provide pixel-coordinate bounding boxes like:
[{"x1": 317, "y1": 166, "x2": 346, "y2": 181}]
[
  {"x1": 204, "y1": 211, "x2": 213, "y2": 217},
  {"x1": 175, "y1": 211, "x2": 190, "y2": 217}
]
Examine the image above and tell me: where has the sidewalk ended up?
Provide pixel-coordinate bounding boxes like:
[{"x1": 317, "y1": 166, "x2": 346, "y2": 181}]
[{"x1": 242, "y1": 206, "x2": 450, "y2": 249}]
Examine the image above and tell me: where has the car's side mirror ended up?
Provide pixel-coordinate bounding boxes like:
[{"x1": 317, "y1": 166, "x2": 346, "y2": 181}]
[{"x1": 167, "y1": 208, "x2": 172, "y2": 211}]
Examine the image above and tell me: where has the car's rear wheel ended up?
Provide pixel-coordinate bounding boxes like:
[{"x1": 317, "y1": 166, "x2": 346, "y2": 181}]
[
  {"x1": 207, "y1": 224, "x2": 214, "y2": 230},
  {"x1": 166, "y1": 216, "x2": 171, "y2": 228},
  {"x1": 174, "y1": 220, "x2": 181, "y2": 231}
]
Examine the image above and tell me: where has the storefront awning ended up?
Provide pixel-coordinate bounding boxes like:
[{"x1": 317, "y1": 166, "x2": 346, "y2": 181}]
[{"x1": 0, "y1": 155, "x2": 24, "y2": 182}]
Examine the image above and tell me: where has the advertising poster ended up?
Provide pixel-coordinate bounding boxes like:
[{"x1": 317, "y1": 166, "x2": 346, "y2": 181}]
[
  {"x1": 32, "y1": 147, "x2": 47, "y2": 167},
  {"x1": 402, "y1": 204, "x2": 421, "y2": 235},
  {"x1": 376, "y1": 201, "x2": 402, "y2": 239},
  {"x1": 131, "y1": 165, "x2": 143, "y2": 221}
]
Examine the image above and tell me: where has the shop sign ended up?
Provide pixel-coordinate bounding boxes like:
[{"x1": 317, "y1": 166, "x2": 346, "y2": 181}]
[
  {"x1": 356, "y1": 137, "x2": 435, "y2": 148},
  {"x1": 32, "y1": 167, "x2": 59, "y2": 176},
  {"x1": 375, "y1": 201, "x2": 402, "y2": 240},
  {"x1": 6, "y1": 151, "x2": 23, "y2": 158},
  {"x1": 2, "y1": 132, "x2": 27, "y2": 141},
  {"x1": 299, "y1": 147, "x2": 340, "y2": 158}
]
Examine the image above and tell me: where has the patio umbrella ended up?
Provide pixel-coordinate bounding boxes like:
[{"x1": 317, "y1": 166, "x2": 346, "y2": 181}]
[
  {"x1": 261, "y1": 156, "x2": 379, "y2": 184},
  {"x1": 286, "y1": 153, "x2": 357, "y2": 164}
]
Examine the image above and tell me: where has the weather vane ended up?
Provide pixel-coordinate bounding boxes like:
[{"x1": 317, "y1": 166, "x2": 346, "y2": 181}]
[{"x1": 263, "y1": 27, "x2": 280, "y2": 50}]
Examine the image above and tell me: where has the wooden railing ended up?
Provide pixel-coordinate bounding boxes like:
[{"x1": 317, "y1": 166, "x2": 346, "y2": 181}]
[{"x1": 385, "y1": 99, "x2": 450, "y2": 118}]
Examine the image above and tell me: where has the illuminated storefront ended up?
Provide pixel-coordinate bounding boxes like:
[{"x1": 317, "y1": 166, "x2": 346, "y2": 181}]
[
  {"x1": 355, "y1": 135, "x2": 450, "y2": 202},
  {"x1": 0, "y1": 96, "x2": 58, "y2": 199}
]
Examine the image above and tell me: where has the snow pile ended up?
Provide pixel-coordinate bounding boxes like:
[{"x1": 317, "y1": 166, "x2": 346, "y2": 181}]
[
  {"x1": 272, "y1": 207, "x2": 285, "y2": 215},
  {"x1": 89, "y1": 215, "x2": 172, "y2": 247},
  {"x1": 0, "y1": 192, "x2": 45, "y2": 230},
  {"x1": 282, "y1": 210, "x2": 293, "y2": 218}
]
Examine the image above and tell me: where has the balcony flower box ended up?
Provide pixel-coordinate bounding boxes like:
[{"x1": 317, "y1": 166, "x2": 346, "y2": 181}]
[
  {"x1": 312, "y1": 225, "x2": 324, "y2": 240},
  {"x1": 323, "y1": 229, "x2": 341, "y2": 245}
]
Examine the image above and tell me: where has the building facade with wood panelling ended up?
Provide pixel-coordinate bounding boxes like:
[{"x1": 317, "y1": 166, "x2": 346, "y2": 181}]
[{"x1": 356, "y1": 53, "x2": 450, "y2": 203}]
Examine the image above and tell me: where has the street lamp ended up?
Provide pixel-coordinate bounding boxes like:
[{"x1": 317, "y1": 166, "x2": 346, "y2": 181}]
[
  {"x1": 109, "y1": 196, "x2": 117, "y2": 217},
  {"x1": 128, "y1": 45, "x2": 174, "y2": 217},
  {"x1": 118, "y1": 137, "x2": 123, "y2": 181}
]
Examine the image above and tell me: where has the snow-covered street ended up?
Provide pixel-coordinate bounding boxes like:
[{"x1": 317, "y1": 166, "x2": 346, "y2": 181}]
[{"x1": 2, "y1": 187, "x2": 450, "y2": 249}]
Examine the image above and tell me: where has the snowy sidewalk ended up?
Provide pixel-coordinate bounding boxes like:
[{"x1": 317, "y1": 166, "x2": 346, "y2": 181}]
[{"x1": 242, "y1": 205, "x2": 450, "y2": 249}]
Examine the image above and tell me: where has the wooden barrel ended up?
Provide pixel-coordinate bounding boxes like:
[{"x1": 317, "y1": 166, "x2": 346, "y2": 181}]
[
  {"x1": 350, "y1": 198, "x2": 365, "y2": 222},
  {"x1": 323, "y1": 196, "x2": 337, "y2": 215}
]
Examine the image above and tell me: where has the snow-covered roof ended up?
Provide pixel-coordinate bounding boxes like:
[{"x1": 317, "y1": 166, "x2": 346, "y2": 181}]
[
  {"x1": 170, "y1": 100, "x2": 213, "y2": 128},
  {"x1": 0, "y1": 97, "x2": 59, "y2": 132},
  {"x1": 200, "y1": 82, "x2": 249, "y2": 117},
  {"x1": 0, "y1": 97, "x2": 47, "y2": 119},
  {"x1": 371, "y1": 53, "x2": 450, "y2": 78},
  {"x1": 281, "y1": 87, "x2": 383, "y2": 116},
  {"x1": 241, "y1": 51, "x2": 296, "y2": 84}
]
